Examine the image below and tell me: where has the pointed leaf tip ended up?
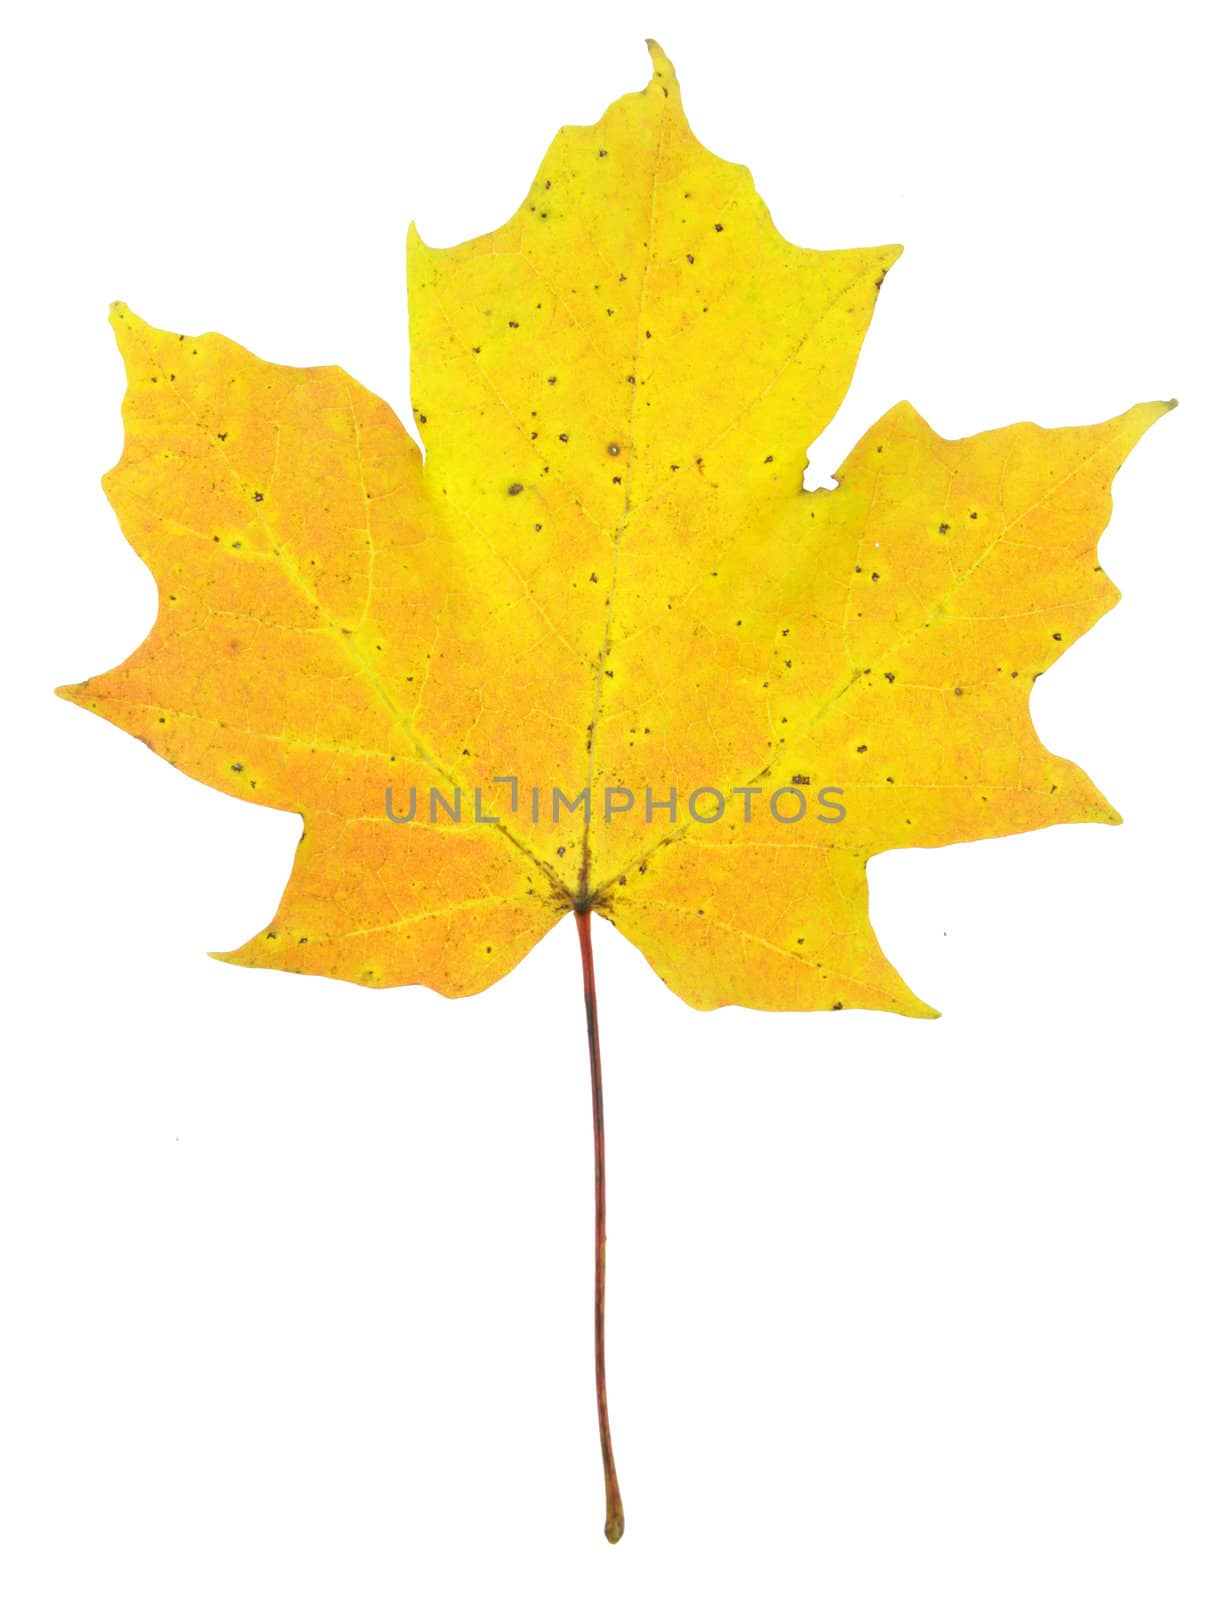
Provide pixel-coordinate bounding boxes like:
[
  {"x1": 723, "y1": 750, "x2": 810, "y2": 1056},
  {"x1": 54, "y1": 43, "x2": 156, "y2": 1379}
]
[
  {"x1": 108, "y1": 301, "x2": 148, "y2": 355},
  {"x1": 1114, "y1": 399, "x2": 1177, "y2": 455},
  {"x1": 901, "y1": 992, "x2": 941, "y2": 1020},
  {"x1": 645, "y1": 39, "x2": 679, "y2": 94},
  {"x1": 208, "y1": 948, "x2": 244, "y2": 967}
]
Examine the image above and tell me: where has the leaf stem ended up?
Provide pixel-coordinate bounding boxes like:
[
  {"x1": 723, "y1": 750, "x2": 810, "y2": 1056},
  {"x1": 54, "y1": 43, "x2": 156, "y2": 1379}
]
[{"x1": 575, "y1": 907, "x2": 624, "y2": 1544}]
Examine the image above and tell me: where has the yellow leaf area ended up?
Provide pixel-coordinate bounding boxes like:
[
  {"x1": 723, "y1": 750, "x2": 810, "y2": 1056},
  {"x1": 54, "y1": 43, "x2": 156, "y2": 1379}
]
[{"x1": 60, "y1": 43, "x2": 1170, "y2": 1015}]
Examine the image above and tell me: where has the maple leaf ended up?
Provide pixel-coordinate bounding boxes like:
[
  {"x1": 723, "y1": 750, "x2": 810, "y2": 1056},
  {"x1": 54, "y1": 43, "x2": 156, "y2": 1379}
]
[{"x1": 59, "y1": 42, "x2": 1170, "y2": 1541}]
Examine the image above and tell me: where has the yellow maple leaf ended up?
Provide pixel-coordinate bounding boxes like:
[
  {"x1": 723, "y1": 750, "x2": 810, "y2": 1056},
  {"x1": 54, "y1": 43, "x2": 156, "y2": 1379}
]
[
  {"x1": 58, "y1": 43, "x2": 1169, "y2": 1019},
  {"x1": 58, "y1": 42, "x2": 1170, "y2": 1541}
]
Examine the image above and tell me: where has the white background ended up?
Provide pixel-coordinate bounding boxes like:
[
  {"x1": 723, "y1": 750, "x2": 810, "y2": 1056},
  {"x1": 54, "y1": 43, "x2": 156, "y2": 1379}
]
[{"x1": 3, "y1": 1, "x2": 1220, "y2": 1595}]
